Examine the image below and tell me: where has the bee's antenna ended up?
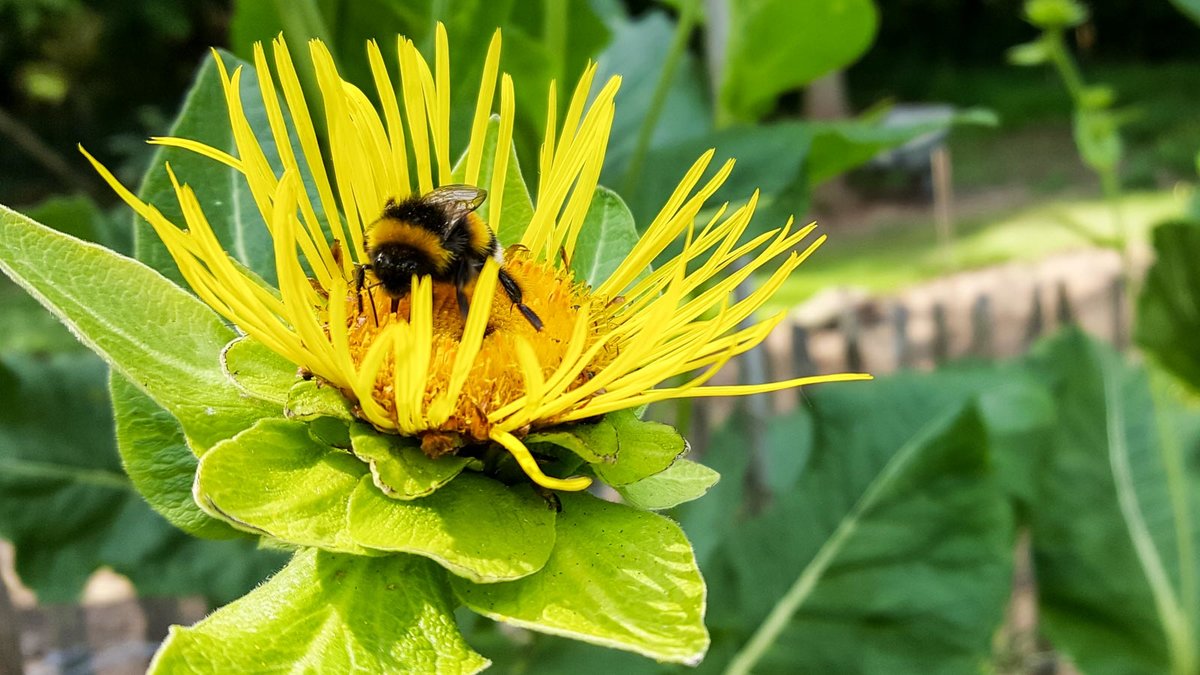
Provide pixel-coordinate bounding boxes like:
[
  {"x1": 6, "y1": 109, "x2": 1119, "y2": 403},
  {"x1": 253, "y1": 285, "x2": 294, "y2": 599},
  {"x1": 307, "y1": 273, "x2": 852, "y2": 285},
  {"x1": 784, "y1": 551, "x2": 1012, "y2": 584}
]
[{"x1": 558, "y1": 245, "x2": 570, "y2": 269}]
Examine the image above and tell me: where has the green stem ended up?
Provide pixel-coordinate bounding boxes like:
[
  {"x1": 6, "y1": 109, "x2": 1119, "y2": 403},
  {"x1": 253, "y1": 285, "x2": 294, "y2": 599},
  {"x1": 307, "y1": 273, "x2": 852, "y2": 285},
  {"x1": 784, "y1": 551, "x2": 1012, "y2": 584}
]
[
  {"x1": 1044, "y1": 30, "x2": 1087, "y2": 103},
  {"x1": 619, "y1": 0, "x2": 699, "y2": 195},
  {"x1": 0, "y1": 456, "x2": 131, "y2": 490},
  {"x1": 543, "y1": 0, "x2": 568, "y2": 88}
]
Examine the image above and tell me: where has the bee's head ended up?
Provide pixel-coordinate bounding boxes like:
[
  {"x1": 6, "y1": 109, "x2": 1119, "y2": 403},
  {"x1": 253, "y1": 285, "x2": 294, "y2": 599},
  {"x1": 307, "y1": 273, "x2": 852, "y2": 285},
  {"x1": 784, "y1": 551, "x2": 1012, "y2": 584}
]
[{"x1": 372, "y1": 245, "x2": 433, "y2": 296}]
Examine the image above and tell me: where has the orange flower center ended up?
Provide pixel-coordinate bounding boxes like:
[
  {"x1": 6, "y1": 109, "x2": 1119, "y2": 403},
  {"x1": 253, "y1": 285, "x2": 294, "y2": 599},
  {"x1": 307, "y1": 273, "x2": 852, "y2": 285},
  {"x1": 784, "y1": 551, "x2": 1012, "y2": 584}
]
[{"x1": 339, "y1": 253, "x2": 620, "y2": 451}]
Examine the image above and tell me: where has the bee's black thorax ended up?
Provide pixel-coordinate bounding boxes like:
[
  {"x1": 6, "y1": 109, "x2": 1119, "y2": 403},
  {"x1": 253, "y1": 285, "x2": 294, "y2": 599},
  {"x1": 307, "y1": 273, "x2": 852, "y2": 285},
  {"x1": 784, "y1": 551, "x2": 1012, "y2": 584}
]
[{"x1": 381, "y1": 197, "x2": 449, "y2": 235}]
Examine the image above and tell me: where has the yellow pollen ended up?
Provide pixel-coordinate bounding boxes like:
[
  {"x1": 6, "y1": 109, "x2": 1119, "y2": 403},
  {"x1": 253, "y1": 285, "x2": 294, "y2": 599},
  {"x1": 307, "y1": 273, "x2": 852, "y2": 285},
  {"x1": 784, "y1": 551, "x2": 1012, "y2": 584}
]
[{"x1": 339, "y1": 253, "x2": 620, "y2": 447}]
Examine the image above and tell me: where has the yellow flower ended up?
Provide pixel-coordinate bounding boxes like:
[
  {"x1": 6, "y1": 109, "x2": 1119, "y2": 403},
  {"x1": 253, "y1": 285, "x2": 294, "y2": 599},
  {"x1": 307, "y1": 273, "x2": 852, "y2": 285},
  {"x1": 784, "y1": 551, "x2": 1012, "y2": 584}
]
[{"x1": 84, "y1": 27, "x2": 869, "y2": 492}]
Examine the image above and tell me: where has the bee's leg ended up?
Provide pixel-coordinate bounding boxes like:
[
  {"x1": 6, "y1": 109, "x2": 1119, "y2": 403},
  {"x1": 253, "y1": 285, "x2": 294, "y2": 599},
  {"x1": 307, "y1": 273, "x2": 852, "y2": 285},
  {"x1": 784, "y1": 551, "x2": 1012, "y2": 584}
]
[
  {"x1": 355, "y1": 265, "x2": 381, "y2": 327},
  {"x1": 454, "y1": 262, "x2": 474, "y2": 322},
  {"x1": 390, "y1": 296, "x2": 401, "y2": 316},
  {"x1": 497, "y1": 268, "x2": 544, "y2": 331},
  {"x1": 354, "y1": 264, "x2": 366, "y2": 313}
]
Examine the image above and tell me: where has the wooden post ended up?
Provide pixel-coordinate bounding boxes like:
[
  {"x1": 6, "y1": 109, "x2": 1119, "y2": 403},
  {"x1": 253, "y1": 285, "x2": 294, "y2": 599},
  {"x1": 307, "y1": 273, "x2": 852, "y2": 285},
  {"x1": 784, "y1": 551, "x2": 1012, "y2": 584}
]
[
  {"x1": 840, "y1": 306, "x2": 863, "y2": 372},
  {"x1": 892, "y1": 304, "x2": 912, "y2": 370},
  {"x1": 970, "y1": 294, "x2": 993, "y2": 358},
  {"x1": 1025, "y1": 285, "x2": 1044, "y2": 349},
  {"x1": 0, "y1": 580, "x2": 22, "y2": 675},
  {"x1": 791, "y1": 324, "x2": 815, "y2": 377},
  {"x1": 1056, "y1": 280, "x2": 1074, "y2": 326},
  {"x1": 932, "y1": 146, "x2": 956, "y2": 271},
  {"x1": 932, "y1": 302, "x2": 950, "y2": 365},
  {"x1": 1111, "y1": 274, "x2": 1127, "y2": 350}
]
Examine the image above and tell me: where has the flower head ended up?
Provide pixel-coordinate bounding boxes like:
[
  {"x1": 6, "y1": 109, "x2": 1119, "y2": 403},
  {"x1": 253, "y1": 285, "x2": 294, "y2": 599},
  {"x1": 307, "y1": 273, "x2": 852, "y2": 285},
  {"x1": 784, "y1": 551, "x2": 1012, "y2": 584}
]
[{"x1": 84, "y1": 26, "x2": 868, "y2": 492}]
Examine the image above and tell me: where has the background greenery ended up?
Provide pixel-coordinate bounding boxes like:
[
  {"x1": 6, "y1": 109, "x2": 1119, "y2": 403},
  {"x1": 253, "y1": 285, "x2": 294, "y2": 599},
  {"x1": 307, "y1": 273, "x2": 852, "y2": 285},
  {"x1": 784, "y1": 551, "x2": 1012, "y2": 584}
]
[{"x1": 2, "y1": 0, "x2": 1200, "y2": 672}]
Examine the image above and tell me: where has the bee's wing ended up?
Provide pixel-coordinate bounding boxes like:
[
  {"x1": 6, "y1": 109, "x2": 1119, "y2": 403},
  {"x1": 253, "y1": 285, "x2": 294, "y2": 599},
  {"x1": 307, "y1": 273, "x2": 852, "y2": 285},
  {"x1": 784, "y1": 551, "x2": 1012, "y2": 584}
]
[{"x1": 423, "y1": 184, "x2": 487, "y2": 236}]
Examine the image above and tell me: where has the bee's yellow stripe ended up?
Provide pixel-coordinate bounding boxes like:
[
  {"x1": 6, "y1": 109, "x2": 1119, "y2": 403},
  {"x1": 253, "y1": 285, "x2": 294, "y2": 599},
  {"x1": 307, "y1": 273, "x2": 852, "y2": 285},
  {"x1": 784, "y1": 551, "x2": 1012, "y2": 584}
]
[{"x1": 365, "y1": 219, "x2": 453, "y2": 273}]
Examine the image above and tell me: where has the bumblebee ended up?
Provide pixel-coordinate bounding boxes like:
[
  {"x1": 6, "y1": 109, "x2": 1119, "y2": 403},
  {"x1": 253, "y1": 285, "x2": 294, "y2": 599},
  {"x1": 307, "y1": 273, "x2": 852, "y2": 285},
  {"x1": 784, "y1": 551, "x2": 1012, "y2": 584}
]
[{"x1": 356, "y1": 185, "x2": 544, "y2": 331}]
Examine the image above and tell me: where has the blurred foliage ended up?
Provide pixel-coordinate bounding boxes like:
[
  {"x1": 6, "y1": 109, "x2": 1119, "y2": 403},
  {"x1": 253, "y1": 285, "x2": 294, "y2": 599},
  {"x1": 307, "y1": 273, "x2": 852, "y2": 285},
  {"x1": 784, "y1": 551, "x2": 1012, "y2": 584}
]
[{"x1": 460, "y1": 330, "x2": 1200, "y2": 673}]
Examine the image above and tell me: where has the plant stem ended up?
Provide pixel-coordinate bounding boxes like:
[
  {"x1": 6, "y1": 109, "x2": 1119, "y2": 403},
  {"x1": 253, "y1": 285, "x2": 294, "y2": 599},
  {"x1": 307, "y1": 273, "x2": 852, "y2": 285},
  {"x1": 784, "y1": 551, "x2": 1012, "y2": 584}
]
[
  {"x1": 543, "y1": 0, "x2": 568, "y2": 89},
  {"x1": 1044, "y1": 30, "x2": 1086, "y2": 101},
  {"x1": 619, "y1": 0, "x2": 699, "y2": 195}
]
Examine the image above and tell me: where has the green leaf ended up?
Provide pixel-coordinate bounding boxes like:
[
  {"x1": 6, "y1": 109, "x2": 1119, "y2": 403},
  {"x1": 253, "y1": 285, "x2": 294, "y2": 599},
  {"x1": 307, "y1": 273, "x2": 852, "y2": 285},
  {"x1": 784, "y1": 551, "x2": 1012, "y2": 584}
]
[
  {"x1": 151, "y1": 548, "x2": 488, "y2": 674},
  {"x1": 1172, "y1": 0, "x2": 1200, "y2": 26},
  {"x1": 1136, "y1": 221, "x2": 1200, "y2": 394},
  {"x1": 1025, "y1": 331, "x2": 1198, "y2": 674},
  {"x1": 0, "y1": 354, "x2": 281, "y2": 604},
  {"x1": 134, "y1": 50, "x2": 279, "y2": 285},
  {"x1": 25, "y1": 194, "x2": 131, "y2": 255},
  {"x1": 624, "y1": 123, "x2": 812, "y2": 237},
  {"x1": 0, "y1": 352, "x2": 132, "y2": 600},
  {"x1": 569, "y1": 186, "x2": 645, "y2": 290},
  {"x1": 347, "y1": 473, "x2": 556, "y2": 583},
  {"x1": 808, "y1": 108, "x2": 996, "y2": 187},
  {"x1": 453, "y1": 491, "x2": 708, "y2": 664},
  {"x1": 716, "y1": 402, "x2": 1013, "y2": 674},
  {"x1": 595, "y1": 10, "x2": 712, "y2": 177},
  {"x1": 721, "y1": 0, "x2": 878, "y2": 122},
  {"x1": 350, "y1": 423, "x2": 471, "y2": 499},
  {"x1": 109, "y1": 372, "x2": 239, "y2": 539},
  {"x1": 285, "y1": 378, "x2": 355, "y2": 421},
  {"x1": 1007, "y1": 39, "x2": 1051, "y2": 66},
  {"x1": 528, "y1": 409, "x2": 686, "y2": 486},
  {"x1": 194, "y1": 418, "x2": 373, "y2": 554},
  {"x1": 450, "y1": 115, "x2": 535, "y2": 247},
  {"x1": 616, "y1": 459, "x2": 719, "y2": 511},
  {"x1": 220, "y1": 336, "x2": 298, "y2": 405},
  {"x1": 0, "y1": 205, "x2": 279, "y2": 452}
]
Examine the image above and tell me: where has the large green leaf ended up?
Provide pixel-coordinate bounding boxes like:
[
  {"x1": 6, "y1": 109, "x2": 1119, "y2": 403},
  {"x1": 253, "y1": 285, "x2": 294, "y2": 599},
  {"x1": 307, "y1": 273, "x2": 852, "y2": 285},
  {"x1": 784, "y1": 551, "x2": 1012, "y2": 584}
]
[
  {"x1": 0, "y1": 196, "x2": 124, "y2": 354},
  {"x1": 134, "y1": 50, "x2": 280, "y2": 285},
  {"x1": 807, "y1": 108, "x2": 997, "y2": 187},
  {"x1": 449, "y1": 116, "x2": 535, "y2": 246},
  {"x1": 623, "y1": 123, "x2": 812, "y2": 237},
  {"x1": 1137, "y1": 221, "x2": 1200, "y2": 394},
  {"x1": 595, "y1": 10, "x2": 712, "y2": 180},
  {"x1": 714, "y1": 402, "x2": 1012, "y2": 674},
  {"x1": 721, "y1": 0, "x2": 878, "y2": 122},
  {"x1": 0, "y1": 205, "x2": 279, "y2": 452},
  {"x1": 452, "y1": 491, "x2": 708, "y2": 665},
  {"x1": 151, "y1": 548, "x2": 488, "y2": 674},
  {"x1": 0, "y1": 354, "x2": 281, "y2": 604},
  {"x1": 109, "y1": 372, "x2": 240, "y2": 539},
  {"x1": 1026, "y1": 331, "x2": 1198, "y2": 674},
  {"x1": 569, "y1": 186, "x2": 644, "y2": 290},
  {"x1": 194, "y1": 418, "x2": 372, "y2": 554},
  {"x1": 1172, "y1": 0, "x2": 1200, "y2": 26},
  {"x1": 347, "y1": 473, "x2": 557, "y2": 583}
]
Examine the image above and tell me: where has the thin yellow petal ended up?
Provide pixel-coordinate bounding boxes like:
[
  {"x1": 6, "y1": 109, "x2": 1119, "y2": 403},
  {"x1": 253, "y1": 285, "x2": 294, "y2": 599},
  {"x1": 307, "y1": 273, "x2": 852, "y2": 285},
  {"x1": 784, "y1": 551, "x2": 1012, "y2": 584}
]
[{"x1": 490, "y1": 429, "x2": 591, "y2": 491}]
